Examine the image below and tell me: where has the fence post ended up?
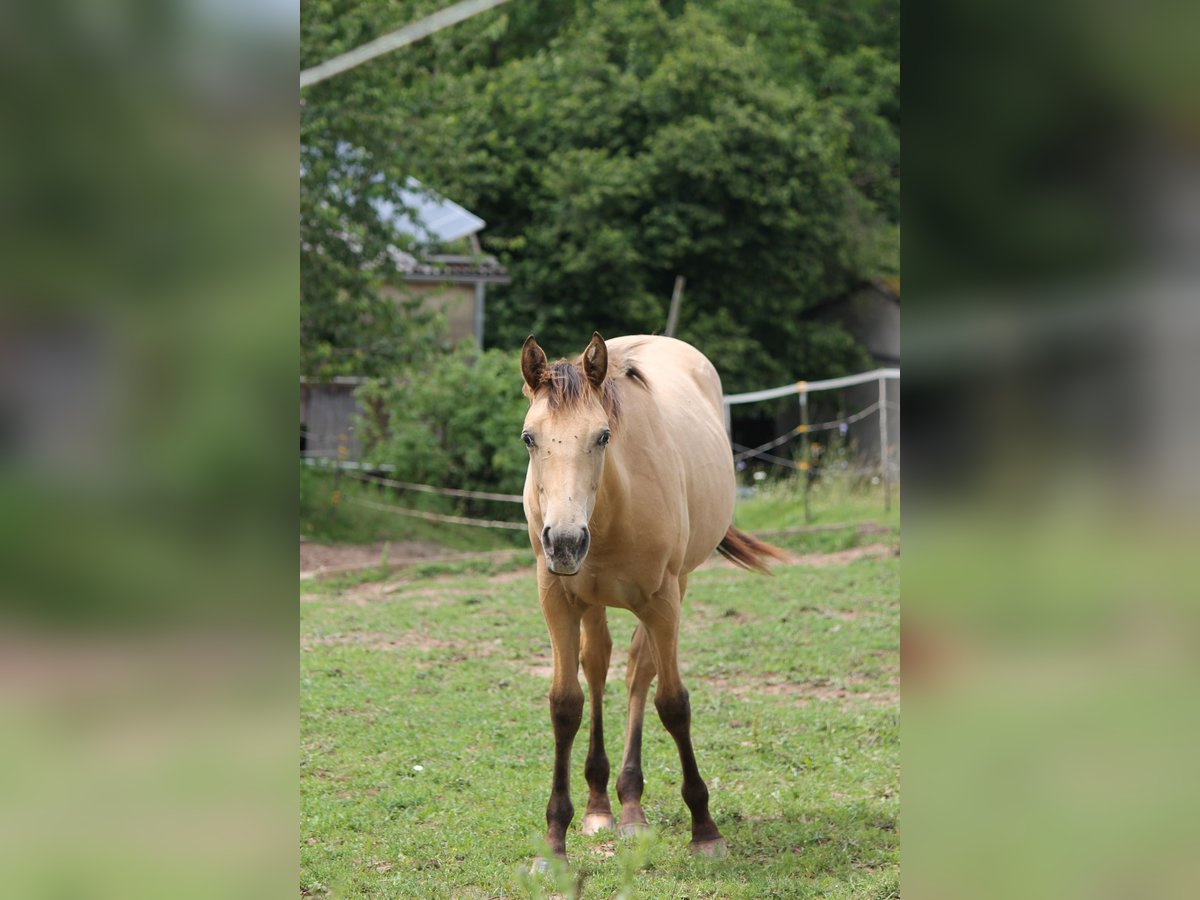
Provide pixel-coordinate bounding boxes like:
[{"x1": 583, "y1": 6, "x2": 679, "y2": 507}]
[
  {"x1": 665, "y1": 275, "x2": 685, "y2": 337},
  {"x1": 878, "y1": 374, "x2": 891, "y2": 512},
  {"x1": 332, "y1": 433, "x2": 347, "y2": 527},
  {"x1": 799, "y1": 383, "x2": 811, "y2": 524}
]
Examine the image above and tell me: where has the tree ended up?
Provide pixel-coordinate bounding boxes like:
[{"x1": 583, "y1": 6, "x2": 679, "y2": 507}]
[
  {"x1": 355, "y1": 342, "x2": 531, "y2": 506},
  {"x1": 301, "y1": 0, "x2": 898, "y2": 388}
]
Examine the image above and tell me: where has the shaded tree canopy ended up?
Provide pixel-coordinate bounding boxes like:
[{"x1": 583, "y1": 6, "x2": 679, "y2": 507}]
[{"x1": 301, "y1": 0, "x2": 898, "y2": 390}]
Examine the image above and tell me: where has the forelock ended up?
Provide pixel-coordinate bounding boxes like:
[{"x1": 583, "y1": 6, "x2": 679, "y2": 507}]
[{"x1": 526, "y1": 359, "x2": 620, "y2": 427}]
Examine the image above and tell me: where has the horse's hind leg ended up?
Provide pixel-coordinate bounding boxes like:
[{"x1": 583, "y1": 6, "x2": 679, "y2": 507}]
[
  {"x1": 615, "y1": 622, "x2": 656, "y2": 836},
  {"x1": 579, "y1": 606, "x2": 614, "y2": 834},
  {"x1": 644, "y1": 582, "x2": 726, "y2": 857}
]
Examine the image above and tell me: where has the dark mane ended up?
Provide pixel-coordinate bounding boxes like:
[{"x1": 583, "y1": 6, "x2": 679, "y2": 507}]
[{"x1": 525, "y1": 351, "x2": 649, "y2": 430}]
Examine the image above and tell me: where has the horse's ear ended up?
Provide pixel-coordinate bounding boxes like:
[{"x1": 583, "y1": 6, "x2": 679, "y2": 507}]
[
  {"x1": 521, "y1": 335, "x2": 548, "y2": 390},
  {"x1": 582, "y1": 332, "x2": 608, "y2": 387}
]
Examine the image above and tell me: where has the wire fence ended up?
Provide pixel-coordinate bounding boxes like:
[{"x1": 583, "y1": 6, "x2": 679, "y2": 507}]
[
  {"x1": 723, "y1": 368, "x2": 900, "y2": 515},
  {"x1": 345, "y1": 470, "x2": 522, "y2": 504},
  {"x1": 301, "y1": 366, "x2": 899, "y2": 529},
  {"x1": 346, "y1": 495, "x2": 527, "y2": 530},
  {"x1": 732, "y1": 401, "x2": 883, "y2": 464}
]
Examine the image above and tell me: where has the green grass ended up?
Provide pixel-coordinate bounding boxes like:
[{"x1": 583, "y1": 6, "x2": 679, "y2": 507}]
[
  {"x1": 301, "y1": 553, "x2": 899, "y2": 898},
  {"x1": 733, "y1": 478, "x2": 899, "y2": 558},
  {"x1": 733, "y1": 476, "x2": 899, "y2": 534}
]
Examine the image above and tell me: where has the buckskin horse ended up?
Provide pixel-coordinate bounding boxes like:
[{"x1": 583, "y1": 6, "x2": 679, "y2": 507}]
[{"x1": 519, "y1": 332, "x2": 781, "y2": 863}]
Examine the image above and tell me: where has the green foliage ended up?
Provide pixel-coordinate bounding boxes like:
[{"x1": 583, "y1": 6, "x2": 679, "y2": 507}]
[
  {"x1": 301, "y1": 0, "x2": 899, "y2": 388},
  {"x1": 299, "y1": 110, "x2": 433, "y2": 378},
  {"x1": 356, "y1": 341, "x2": 530, "y2": 505}
]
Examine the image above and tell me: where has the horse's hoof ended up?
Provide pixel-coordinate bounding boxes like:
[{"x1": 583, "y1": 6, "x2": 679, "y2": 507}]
[
  {"x1": 689, "y1": 837, "x2": 728, "y2": 859},
  {"x1": 617, "y1": 821, "x2": 649, "y2": 838},
  {"x1": 581, "y1": 813, "x2": 614, "y2": 835}
]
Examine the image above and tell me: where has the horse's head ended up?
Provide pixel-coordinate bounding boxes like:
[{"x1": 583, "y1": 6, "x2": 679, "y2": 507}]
[{"x1": 520, "y1": 332, "x2": 618, "y2": 576}]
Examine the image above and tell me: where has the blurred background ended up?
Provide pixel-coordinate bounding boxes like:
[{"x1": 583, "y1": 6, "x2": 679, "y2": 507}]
[
  {"x1": 0, "y1": 0, "x2": 297, "y2": 896},
  {"x1": 904, "y1": 0, "x2": 1200, "y2": 896}
]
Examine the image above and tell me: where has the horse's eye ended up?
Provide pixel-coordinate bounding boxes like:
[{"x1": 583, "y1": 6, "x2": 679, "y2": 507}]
[
  {"x1": 522, "y1": 432, "x2": 535, "y2": 448},
  {"x1": 598, "y1": 430, "x2": 611, "y2": 447}
]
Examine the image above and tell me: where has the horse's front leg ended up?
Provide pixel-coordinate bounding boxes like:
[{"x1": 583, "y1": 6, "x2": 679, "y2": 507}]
[
  {"x1": 579, "y1": 605, "x2": 614, "y2": 834},
  {"x1": 538, "y1": 580, "x2": 584, "y2": 860}
]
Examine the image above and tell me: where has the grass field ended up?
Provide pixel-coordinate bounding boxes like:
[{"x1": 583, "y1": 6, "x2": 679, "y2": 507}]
[{"x1": 300, "y1": 539, "x2": 899, "y2": 897}]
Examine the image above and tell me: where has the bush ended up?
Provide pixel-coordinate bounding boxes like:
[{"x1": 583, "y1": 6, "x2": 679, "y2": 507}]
[{"x1": 355, "y1": 342, "x2": 530, "y2": 517}]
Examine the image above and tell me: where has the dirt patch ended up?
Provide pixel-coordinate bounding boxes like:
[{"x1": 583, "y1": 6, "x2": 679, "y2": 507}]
[
  {"x1": 489, "y1": 568, "x2": 536, "y2": 585},
  {"x1": 387, "y1": 585, "x2": 496, "y2": 603},
  {"x1": 305, "y1": 579, "x2": 396, "y2": 607},
  {"x1": 388, "y1": 567, "x2": 536, "y2": 606},
  {"x1": 519, "y1": 656, "x2": 555, "y2": 679},
  {"x1": 512, "y1": 657, "x2": 898, "y2": 707},
  {"x1": 514, "y1": 644, "x2": 635, "y2": 681},
  {"x1": 301, "y1": 537, "x2": 895, "y2": 582},
  {"x1": 698, "y1": 541, "x2": 896, "y2": 572},
  {"x1": 300, "y1": 540, "x2": 448, "y2": 579},
  {"x1": 793, "y1": 542, "x2": 897, "y2": 567},
  {"x1": 802, "y1": 606, "x2": 868, "y2": 621},
  {"x1": 303, "y1": 554, "x2": 535, "y2": 608},
  {"x1": 587, "y1": 840, "x2": 617, "y2": 858},
  {"x1": 301, "y1": 537, "x2": 893, "y2": 585},
  {"x1": 699, "y1": 672, "x2": 899, "y2": 707},
  {"x1": 301, "y1": 630, "x2": 476, "y2": 654}
]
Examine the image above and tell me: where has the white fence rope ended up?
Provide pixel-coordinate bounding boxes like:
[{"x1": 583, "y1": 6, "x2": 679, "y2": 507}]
[
  {"x1": 722, "y1": 367, "x2": 899, "y2": 406},
  {"x1": 304, "y1": 456, "x2": 524, "y2": 503},
  {"x1": 347, "y1": 496, "x2": 527, "y2": 530},
  {"x1": 302, "y1": 455, "x2": 389, "y2": 470},
  {"x1": 347, "y1": 470, "x2": 524, "y2": 503}
]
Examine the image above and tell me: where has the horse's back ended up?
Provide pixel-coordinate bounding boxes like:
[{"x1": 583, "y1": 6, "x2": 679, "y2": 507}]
[
  {"x1": 607, "y1": 335, "x2": 734, "y2": 571},
  {"x1": 607, "y1": 335, "x2": 724, "y2": 414}
]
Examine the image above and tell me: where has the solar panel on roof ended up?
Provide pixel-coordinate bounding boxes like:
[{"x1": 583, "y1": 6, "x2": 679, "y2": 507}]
[{"x1": 375, "y1": 177, "x2": 485, "y2": 244}]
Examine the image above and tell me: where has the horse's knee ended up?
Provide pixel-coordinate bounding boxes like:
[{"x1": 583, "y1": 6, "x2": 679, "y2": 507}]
[
  {"x1": 654, "y1": 688, "x2": 691, "y2": 735},
  {"x1": 549, "y1": 689, "x2": 584, "y2": 735}
]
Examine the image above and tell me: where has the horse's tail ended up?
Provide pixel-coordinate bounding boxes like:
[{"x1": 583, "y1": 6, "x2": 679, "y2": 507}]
[{"x1": 717, "y1": 526, "x2": 787, "y2": 575}]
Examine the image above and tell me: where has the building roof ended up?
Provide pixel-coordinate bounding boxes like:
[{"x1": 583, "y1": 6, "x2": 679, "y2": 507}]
[
  {"x1": 385, "y1": 248, "x2": 510, "y2": 284},
  {"x1": 374, "y1": 178, "x2": 486, "y2": 244}
]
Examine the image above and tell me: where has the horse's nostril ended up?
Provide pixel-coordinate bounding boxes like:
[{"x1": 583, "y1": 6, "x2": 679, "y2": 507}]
[{"x1": 541, "y1": 526, "x2": 553, "y2": 553}]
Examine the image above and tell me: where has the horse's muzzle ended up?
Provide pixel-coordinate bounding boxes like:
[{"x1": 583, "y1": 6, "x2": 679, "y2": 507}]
[{"x1": 542, "y1": 524, "x2": 590, "y2": 576}]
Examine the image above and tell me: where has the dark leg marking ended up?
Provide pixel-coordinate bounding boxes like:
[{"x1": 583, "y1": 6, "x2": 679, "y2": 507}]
[
  {"x1": 546, "y1": 690, "x2": 584, "y2": 855},
  {"x1": 655, "y1": 689, "x2": 722, "y2": 845}
]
